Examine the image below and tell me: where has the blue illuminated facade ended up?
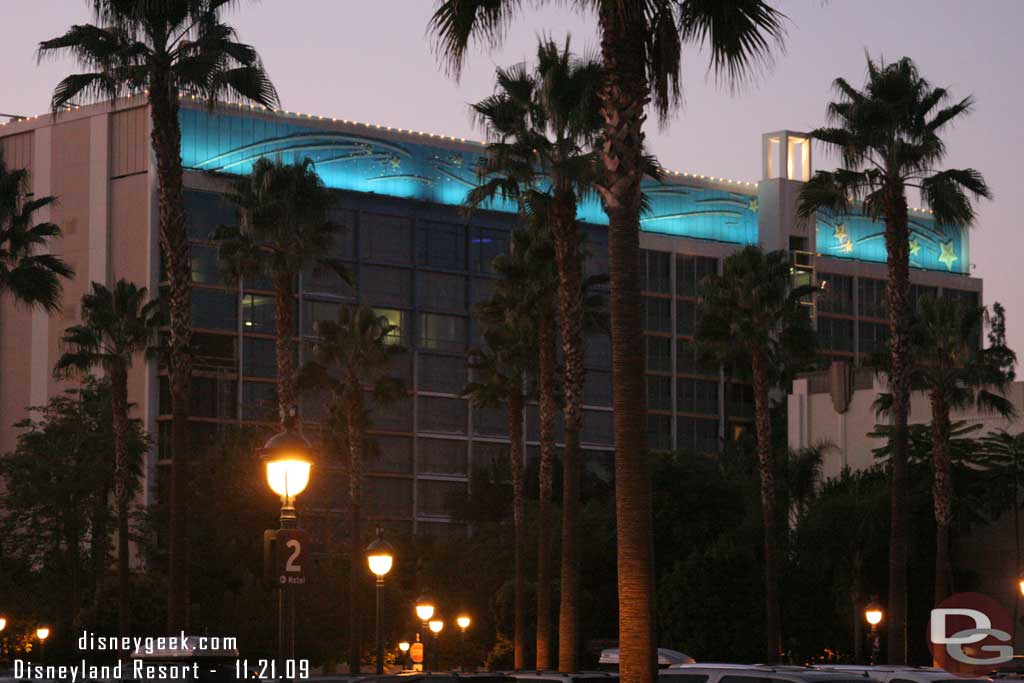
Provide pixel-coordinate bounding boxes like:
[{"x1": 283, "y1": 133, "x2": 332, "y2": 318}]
[{"x1": 816, "y1": 212, "x2": 967, "y2": 274}]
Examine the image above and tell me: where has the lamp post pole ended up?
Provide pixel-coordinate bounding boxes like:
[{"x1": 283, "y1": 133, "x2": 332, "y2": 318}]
[
  {"x1": 414, "y1": 597, "x2": 435, "y2": 672},
  {"x1": 864, "y1": 601, "x2": 884, "y2": 665},
  {"x1": 366, "y1": 528, "x2": 394, "y2": 675}
]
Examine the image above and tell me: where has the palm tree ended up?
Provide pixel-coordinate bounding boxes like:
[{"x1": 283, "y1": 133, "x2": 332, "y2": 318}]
[
  {"x1": 431, "y1": 5, "x2": 785, "y2": 675},
  {"x1": 214, "y1": 157, "x2": 347, "y2": 424},
  {"x1": 467, "y1": 40, "x2": 601, "y2": 668},
  {"x1": 0, "y1": 155, "x2": 73, "y2": 309},
  {"x1": 695, "y1": 246, "x2": 814, "y2": 660},
  {"x1": 874, "y1": 297, "x2": 1015, "y2": 602},
  {"x1": 298, "y1": 306, "x2": 404, "y2": 673},
  {"x1": 40, "y1": 0, "x2": 279, "y2": 629},
  {"x1": 54, "y1": 279, "x2": 160, "y2": 639},
  {"x1": 796, "y1": 56, "x2": 990, "y2": 662}
]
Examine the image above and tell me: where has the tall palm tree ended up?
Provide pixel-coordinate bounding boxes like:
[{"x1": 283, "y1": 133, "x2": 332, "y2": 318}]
[
  {"x1": 298, "y1": 305, "x2": 404, "y2": 673},
  {"x1": 213, "y1": 157, "x2": 347, "y2": 424},
  {"x1": 431, "y1": 5, "x2": 785, "y2": 676},
  {"x1": 467, "y1": 41, "x2": 601, "y2": 668},
  {"x1": 40, "y1": 0, "x2": 279, "y2": 629},
  {"x1": 54, "y1": 279, "x2": 161, "y2": 639},
  {"x1": 875, "y1": 298, "x2": 1015, "y2": 602},
  {"x1": 695, "y1": 246, "x2": 814, "y2": 660},
  {"x1": 796, "y1": 56, "x2": 990, "y2": 661},
  {"x1": 0, "y1": 155, "x2": 73, "y2": 310}
]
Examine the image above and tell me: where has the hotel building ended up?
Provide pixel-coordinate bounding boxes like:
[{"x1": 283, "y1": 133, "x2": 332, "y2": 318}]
[{"x1": 0, "y1": 100, "x2": 982, "y2": 535}]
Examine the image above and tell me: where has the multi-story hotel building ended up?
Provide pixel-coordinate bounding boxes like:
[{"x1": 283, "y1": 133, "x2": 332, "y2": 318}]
[{"x1": 0, "y1": 101, "x2": 982, "y2": 535}]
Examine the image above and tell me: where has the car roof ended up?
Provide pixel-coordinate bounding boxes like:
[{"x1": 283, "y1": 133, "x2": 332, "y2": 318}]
[{"x1": 661, "y1": 665, "x2": 877, "y2": 682}]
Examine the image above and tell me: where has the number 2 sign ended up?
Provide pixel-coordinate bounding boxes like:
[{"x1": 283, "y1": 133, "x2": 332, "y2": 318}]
[{"x1": 263, "y1": 529, "x2": 310, "y2": 587}]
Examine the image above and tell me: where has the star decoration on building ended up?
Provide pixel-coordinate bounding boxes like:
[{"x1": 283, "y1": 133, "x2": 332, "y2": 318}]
[
  {"x1": 909, "y1": 238, "x2": 921, "y2": 257},
  {"x1": 749, "y1": 198, "x2": 758, "y2": 212},
  {"x1": 938, "y1": 240, "x2": 959, "y2": 271},
  {"x1": 833, "y1": 223, "x2": 853, "y2": 253}
]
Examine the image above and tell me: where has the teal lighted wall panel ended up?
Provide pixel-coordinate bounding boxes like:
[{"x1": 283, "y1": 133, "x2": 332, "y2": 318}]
[
  {"x1": 816, "y1": 211, "x2": 967, "y2": 274},
  {"x1": 180, "y1": 107, "x2": 759, "y2": 246}
]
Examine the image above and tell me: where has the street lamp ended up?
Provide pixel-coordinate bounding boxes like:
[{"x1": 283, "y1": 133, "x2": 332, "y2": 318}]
[
  {"x1": 259, "y1": 415, "x2": 316, "y2": 682},
  {"x1": 414, "y1": 596, "x2": 435, "y2": 670},
  {"x1": 366, "y1": 528, "x2": 395, "y2": 674},
  {"x1": 455, "y1": 614, "x2": 471, "y2": 671},
  {"x1": 1018, "y1": 572, "x2": 1024, "y2": 597},
  {"x1": 428, "y1": 618, "x2": 444, "y2": 671},
  {"x1": 398, "y1": 641, "x2": 410, "y2": 670},
  {"x1": 36, "y1": 627, "x2": 50, "y2": 664},
  {"x1": 864, "y1": 601, "x2": 884, "y2": 665}
]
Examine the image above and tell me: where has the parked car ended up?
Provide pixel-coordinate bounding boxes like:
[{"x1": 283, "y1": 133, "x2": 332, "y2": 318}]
[
  {"x1": 661, "y1": 663, "x2": 873, "y2": 683},
  {"x1": 599, "y1": 649, "x2": 695, "y2": 669},
  {"x1": 815, "y1": 665, "x2": 991, "y2": 683},
  {"x1": 504, "y1": 672, "x2": 617, "y2": 683}
]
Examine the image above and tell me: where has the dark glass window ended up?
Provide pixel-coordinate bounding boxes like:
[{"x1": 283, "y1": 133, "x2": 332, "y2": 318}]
[
  {"x1": 417, "y1": 221, "x2": 466, "y2": 270},
  {"x1": 419, "y1": 396, "x2": 468, "y2": 434},
  {"x1": 817, "y1": 316, "x2": 854, "y2": 352},
  {"x1": 643, "y1": 250, "x2": 671, "y2": 293},
  {"x1": 817, "y1": 273, "x2": 853, "y2": 314},
  {"x1": 585, "y1": 333, "x2": 611, "y2": 370},
  {"x1": 193, "y1": 288, "x2": 237, "y2": 331},
  {"x1": 582, "y1": 409, "x2": 614, "y2": 445},
  {"x1": 366, "y1": 392, "x2": 413, "y2": 432},
  {"x1": 646, "y1": 336, "x2": 672, "y2": 372},
  {"x1": 365, "y1": 477, "x2": 413, "y2": 518},
  {"x1": 727, "y1": 383, "x2": 755, "y2": 419},
  {"x1": 677, "y1": 299, "x2": 697, "y2": 336},
  {"x1": 242, "y1": 294, "x2": 275, "y2": 334},
  {"x1": 185, "y1": 190, "x2": 236, "y2": 240},
  {"x1": 191, "y1": 244, "x2": 225, "y2": 285},
  {"x1": 242, "y1": 337, "x2": 276, "y2": 378},
  {"x1": 676, "y1": 254, "x2": 717, "y2": 296},
  {"x1": 192, "y1": 333, "x2": 236, "y2": 370},
  {"x1": 470, "y1": 227, "x2": 509, "y2": 274},
  {"x1": 585, "y1": 228, "x2": 609, "y2": 280},
  {"x1": 644, "y1": 297, "x2": 672, "y2": 333},
  {"x1": 360, "y1": 213, "x2": 412, "y2": 264},
  {"x1": 418, "y1": 353, "x2": 467, "y2": 394},
  {"x1": 911, "y1": 284, "x2": 938, "y2": 310},
  {"x1": 327, "y1": 206, "x2": 357, "y2": 260},
  {"x1": 417, "y1": 480, "x2": 467, "y2": 517},
  {"x1": 858, "y1": 277, "x2": 887, "y2": 318},
  {"x1": 303, "y1": 261, "x2": 355, "y2": 299},
  {"x1": 472, "y1": 441, "x2": 508, "y2": 474},
  {"x1": 470, "y1": 277, "x2": 496, "y2": 307},
  {"x1": 942, "y1": 288, "x2": 980, "y2": 308},
  {"x1": 242, "y1": 381, "x2": 277, "y2": 421},
  {"x1": 418, "y1": 438, "x2": 468, "y2": 475},
  {"x1": 472, "y1": 405, "x2": 507, "y2": 437},
  {"x1": 647, "y1": 414, "x2": 672, "y2": 452},
  {"x1": 417, "y1": 271, "x2": 466, "y2": 312},
  {"x1": 190, "y1": 375, "x2": 237, "y2": 419},
  {"x1": 677, "y1": 416, "x2": 719, "y2": 453},
  {"x1": 583, "y1": 370, "x2": 612, "y2": 407},
  {"x1": 677, "y1": 338, "x2": 715, "y2": 376},
  {"x1": 303, "y1": 299, "x2": 341, "y2": 336},
  {"x1": 360, "y1": 265, "x2": 411, "y2": 308},
  {"x1": 677, "y1": 378, "x2": 719, "y2": 415},
  {"x1": 419, "y1": 313, "x2": 466, "y2": 352},
  {"x1": 647, "y1": 375, "x2": 672, "y2": 411},
  {"x1": 366, "y1": 435, "x2": 413, "y2": 474},
  {"x1": 859, "y1": 321, "x2": 889, "y2": 356}
]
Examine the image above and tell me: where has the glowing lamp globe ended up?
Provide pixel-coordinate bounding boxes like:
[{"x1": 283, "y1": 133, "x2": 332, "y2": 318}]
[
  {"x1": 0, "y1": 617, "x2": 6, "y2": 632},
  {"x1": 428, "y1": 619, "x2": 444, "y2": 634},
  {"x1": 398, "y1": 642, "x2": 411, "y2": 653},
  {"x1": 456, "y1": 615, "x2": 471, "y2": 630},
  {"x1": 36, "y1": 627, "x2": 50, "y2": 641},
  {"x1": 259, "y1": 426, "x2": 315, "y2": 502},
  {"x1": 366, "y1": 528, "x2": 395, "y2": 578},
  {"x1": 1018, "y1": 574, "x2": 1024, "y2": 597},
  {"x1": 864, "y1": 602, "x2": 884, "y2": 627},
  {"x1": 415, "y1": 597, "x2": 435, "y2": 622}
]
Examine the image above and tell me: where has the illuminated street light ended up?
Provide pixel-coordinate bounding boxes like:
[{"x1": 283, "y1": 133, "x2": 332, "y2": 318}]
[
  {"x1": 0, "y1": 617, "x2": 6, "y2": 633},
  {"x1": 455, "y1": 614, "x2": 471, "y2": 670},
  {"x1": 864, "y1": 601, "x2": 883, "y2": 664},
  {"x1": 429, "y1": 619, "x2": 444, "y2": 634},
  {"x1": 1018, "y1": 573, "x2": 1024, "y2": 597},
  {"x1": 399, "y1": 642, "x2": 410, "y2": 653},
  {"x1": 35, "y1": 627, "x2": 49, "y2": 642},
  {"x1": 415, "y1": 597, "x2": 435, "y2": 623},
  {"x1": 456, "y1": 615, "x2": 471, "y2": 631},
  {"x1": 398, "y1": 642, "x2": 411, "y2": 671},
  {"x1": 367, "y1": 528, "x2": 395, "y2": 674}
]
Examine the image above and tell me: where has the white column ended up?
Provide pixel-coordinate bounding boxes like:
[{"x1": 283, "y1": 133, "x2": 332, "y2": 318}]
[
  {"x1": 88, "y1": 114, "x2": 110, "y2": 285},
  {"x1": 29, "y1": 127, "x2": 52, "y2": 409}
]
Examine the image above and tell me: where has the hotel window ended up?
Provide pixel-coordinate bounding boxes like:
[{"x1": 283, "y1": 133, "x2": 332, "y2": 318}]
[
  {"x1": 676, "y1": 255, "x2": 718, "y2": 296},
  {"x1": 585, "y1": 332, "x2": 612, "y2": 370},
  {"x1": 585, "y1": 234, "x2": 610, "y2": 281},
  {"x1": 418, "y1": 396, "x2": 468, "y2": 434},
  {"x1": 858, "y1": 278, "x2": 887, "y2": 319},
  {"x1": 374, "y1": 308, "x2": 407, "y2": 346},
  {"x1": 192, "y1": 333, "x2": 237, "y2": 369},
  {"x1": 643, "y1": 250, "x2": 672, "y2": 293},
  {"x1": 676, "y1": 338, "x2": 714, "y2": 376},
  {"x1": 418, "y1": 313, "x2": 466, "y2": 352},
  {"x1": 190, "y1": 375, "x2": 237, "y2": 420},
  {"x1": 384, "y1": 348, "x2": 413, "y2": 383},
  {"x1": 470, "y1": 277, "x2": 496, "y2": 307},
  {"x1": 647, "y1": 375, "x2": 673, "y2": 411},
  {"x1": 366, "y1": 477, "x2": 414, "y2": 518},
  {"x1": 191, "y1": 244, "x2": 225, "y2": 285},
  {"x1": 817, "y1": 273, "x2": 853, "y2": 315},
  {"x1": 417, "y1": 480, "x2": 467, "y2": 517},
  {"x1": 418, "y1": 438, "x2": 468, "y2": 475},
  {"x1": 327, "y1": 207, "x2": 357, "y2": 260},
  {"x1": 859, "y1": 321, "x2": 889, "y2": 356},
  {"x1": 242, "y1": 381, "x2": 277, "y2": 421},
  {"x1": 646, "y1": 336, "x2": 672, "y2": 373},
  {"x1": 242, "y1": 294, "x2": 275, "y2": 334},
  {"x1": 584, "y1": 370, "x2": 613, "y2": 407},
  {"x1": 470, "y1": 227, "x2": 509, "y2": 274},
  {"x1": 582, "y1": 409, "x2": 614, "y2": 445},
  {"x1": 911, "y1": 284, "x2": 938, "y2": 309},
  {"x1": 817, "y1": 316, "x2": 854, "y2": 352},
  {"x1": 360, "y1": 265, "x2": 411, "y2": 308},
  {"x1": 644, "y1": 296, "x2": 672, "y2": 333},
  {"x1": 193, "y1": 288, "x2": 237, "y2": 331},
  {"x1": 302, "y1": 299, "x2": 341, "y2": 336},
  {"x1": 366, "y1": 435, "x2": 414, "y2": 474},
  {"x1": 242, "y1": 337, "x2": 276, "y2": 378},
  {"x1": 677, "y1": 378, "x2": 719, "y2": 415},
  {"x1": 472, "y1": 404, "x2": 508, "y2": 437},
  {"x1": 942, "y1": 289, "x2": 979, "y2": 308},
  {"x1": 366, "y1": 391, "x2": 413, "y2": 432},
  {"x1": 360, "y1": 213, "x2": 412, "y2": 264},
  {"x1": 417, "y1": 221, "x2": 466, "y2": 271},
  {"x1": 185, "y1": 190, "x2": 237, "y2": 240},
  {"x1": 677, "y1": 416, "x2": 719, "y2": 454},
  {"x1": 472, "y1": 441, "x2": 508, "y2": 474},
  {"x1": 417, "y1": 271, "x2": 466, "y2": 312},
  {"x1": 303, "y1": 261, "x2": 355, "y2": 299},
  {"x1": 648, "y1": 414, "x2": 672, "y2": 452},
  {"x1": 418, "y1": 353, "x2": 467, "y2": 394},
  {"x1": 677, "y1": 299, "x2": 697, "y2": 336},
  {"x1": 727, "y1": 383, "x2": 755, "y2": 419}
]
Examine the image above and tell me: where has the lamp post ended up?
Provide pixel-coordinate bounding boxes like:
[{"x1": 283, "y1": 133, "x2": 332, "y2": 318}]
[
  {"x1": 455, "y1": 614, "x2": 470, "y2": 671},
  {"x1": 428, "y1": 618, "x2": 444, "y2": 672},
  {"x1": 366, "y1": 528, "x2": 395, "y2": 675},
  {"x1": 0, "y1": 617, "x2": 6, "y2": 666},
  {"x1": 398, "y1": 641, "x2": 411, "y2": 670},
  {"x1": 414, "y1": 596, "x2": 435, "y2": 670},
  {"x1": 36, "y1": 627, "x2": 50, "y2": 665},
  {"x1": 864, "y1": 601, "x2": 884, "y2": 665},
  {"x1": 259, "y1": 415, "x2": 315, "y2": 683}
]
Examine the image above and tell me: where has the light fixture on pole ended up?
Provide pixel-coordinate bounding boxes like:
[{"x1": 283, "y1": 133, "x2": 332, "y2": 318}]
[
  {"x1": 1018, "y1": 572, "x2": 1024, "y2": 597},
  {"x1": 414, "y1": 596, "x2": 435, "y2": 670},
  {"x1": 36, "y1": 627, "x2": 50, "y2": 664},
  {"x1": 428, "y1": 618, "x2": 444, "y2": 671},
  {"x1": 259, "y1": 413, "x2": 316, "y2": 683},
  {"x1": 455, "y1": 614, "x2": 471, "y2": 671},
  {"x1": 366, "y1": 527, "x2": 395, "y2": 675},
  {"x1": 398, "y1": 641, "x2": 411, "y2": 670},
  {"x1": 864, "y1": 601, "x2": 884, "y2": 665}
]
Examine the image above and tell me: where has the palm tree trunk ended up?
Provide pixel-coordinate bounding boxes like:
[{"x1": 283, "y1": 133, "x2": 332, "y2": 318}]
[
  {"x1": 884, "y1": 191, "x2": 911, "y2": 664},
  {"x1": 540, "y1": 313, "x2": 557, "y2": 671},
  {"x1": 597, "y1": 8, "x2": 656, "y2": 682},
  {"x1": 90, "y1": 478, "x2": 111, "y2": 614},
  {"x1": 274, "y1": 271, "x2": 297, "y2": 423},
  {"x1": 149, "y1": 73, "x2": 192, "y2": 633},
  {"x1": 752, "y1": 350, "x2": 781, "y2": 661},
  {"x1": 111, "y1": 366, "x2": 132, "y2": 639},
  {"x1": 346, "y1": 393, "x2": 364, "y2": 673},
  {"x1": 509, "y1": 387, "x2": 526, "y2": 670},
  {"x1": 551, "y1": 192, "x2": 582, "y2": 673},
  {"x1": 931, "y1": 390, "x2": 953, "y2": 603}
]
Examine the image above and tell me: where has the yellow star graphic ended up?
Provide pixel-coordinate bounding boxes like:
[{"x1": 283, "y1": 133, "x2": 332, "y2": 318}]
[
  {"x1": 840, "y1": 239, "x2": 854, "y2": 253},
  {"x1": 938, "y1": 240, "x2": 958, "y2": 271},
  {"x1": 833, "y1": 223, "x2": 853, "y2": 253},
  {"x1": 749, "y1": 198, "x2": 758, "y2": 212},
  {"x1": 909, "y1": 238, "x2": 921, "y2": 256}
]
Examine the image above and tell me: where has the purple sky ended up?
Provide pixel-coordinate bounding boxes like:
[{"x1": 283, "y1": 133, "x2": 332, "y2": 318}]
[{"x1": 3, "y1": 1, "x2": 1022, "y2": 347}]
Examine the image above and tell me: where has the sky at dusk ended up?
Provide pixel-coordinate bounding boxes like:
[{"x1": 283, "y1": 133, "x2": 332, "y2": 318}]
[{"x1": 2, "y1": 0, "x2": 1022, "y2": 346}]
